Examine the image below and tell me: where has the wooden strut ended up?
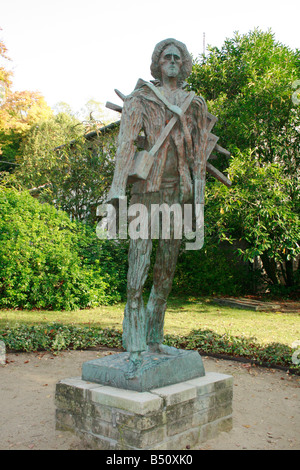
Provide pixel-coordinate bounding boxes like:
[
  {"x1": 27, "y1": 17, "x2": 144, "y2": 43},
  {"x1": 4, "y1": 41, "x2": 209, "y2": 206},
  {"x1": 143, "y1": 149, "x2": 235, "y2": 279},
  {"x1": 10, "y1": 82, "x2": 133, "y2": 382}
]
[{"x1": 105, "y1": 88, "x2": 232, "y2": 188}]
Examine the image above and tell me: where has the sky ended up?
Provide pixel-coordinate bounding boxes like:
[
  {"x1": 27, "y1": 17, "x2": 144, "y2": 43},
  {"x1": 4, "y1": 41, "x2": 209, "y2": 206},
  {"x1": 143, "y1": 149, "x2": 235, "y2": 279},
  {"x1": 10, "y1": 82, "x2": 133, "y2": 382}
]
[{"x1": 1, "y1": 0, "x2": 299, "y2": 120}]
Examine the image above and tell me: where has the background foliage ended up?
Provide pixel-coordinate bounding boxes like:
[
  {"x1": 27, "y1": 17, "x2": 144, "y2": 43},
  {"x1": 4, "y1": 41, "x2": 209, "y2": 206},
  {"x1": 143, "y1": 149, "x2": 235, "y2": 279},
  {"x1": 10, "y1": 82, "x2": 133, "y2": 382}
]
[
  {"x1": 188, "y1": 28, "x2": 300, "y2": 294},
  {"x1": 0, "y1": 28, "x2": 299, "y2": 310},
  {"x1": 0, "y1": 187, "x2": 122, "y2": 309},
  {"x1": 16, "y1": 122, "x2": 118, "y2": 223}
]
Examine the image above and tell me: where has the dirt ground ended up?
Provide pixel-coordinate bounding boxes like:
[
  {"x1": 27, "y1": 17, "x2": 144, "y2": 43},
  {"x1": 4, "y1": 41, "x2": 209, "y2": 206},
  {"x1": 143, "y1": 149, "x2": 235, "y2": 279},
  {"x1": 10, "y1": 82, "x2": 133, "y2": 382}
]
[{"x1": 0, "y1": 348, "x2": 299, "y2": 451}]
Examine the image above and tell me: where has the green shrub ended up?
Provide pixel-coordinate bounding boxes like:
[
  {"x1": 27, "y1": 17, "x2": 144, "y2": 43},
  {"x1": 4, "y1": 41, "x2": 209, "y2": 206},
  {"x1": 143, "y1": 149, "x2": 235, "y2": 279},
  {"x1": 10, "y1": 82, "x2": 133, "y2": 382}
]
[
  {"x1": 171, "y1": 241, "x2": 259, "y2": 296},
  {"x1": 0, "y1": 187, "x2": 119, "y2": 310},
  {"x1": 0, "y1": 322, "x2": 122, "y2": 352},
  {"x1": 77, "y1": 224, "x2": 128, "y2": 300},
  {"x1": 164, "y1": 329, "x2": 299, "y2": 372},
  {"x1": 1, "y1": 322, "x2": 298, "y2": 373}
]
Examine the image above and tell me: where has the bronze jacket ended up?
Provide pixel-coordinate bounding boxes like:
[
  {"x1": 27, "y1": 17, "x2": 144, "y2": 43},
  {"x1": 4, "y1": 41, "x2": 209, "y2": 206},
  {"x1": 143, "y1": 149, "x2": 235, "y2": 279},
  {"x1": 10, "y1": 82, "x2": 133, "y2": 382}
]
[{"x1": 107, "y1": 83, "x2": 208, "y2": 205}]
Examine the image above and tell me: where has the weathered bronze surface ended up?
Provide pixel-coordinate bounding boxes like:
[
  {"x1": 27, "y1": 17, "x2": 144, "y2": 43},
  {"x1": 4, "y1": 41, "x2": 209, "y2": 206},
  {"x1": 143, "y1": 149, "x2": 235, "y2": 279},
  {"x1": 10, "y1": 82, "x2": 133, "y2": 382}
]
[{"x1": 86, "y1": 39, "x2": 231, "y2": 384}]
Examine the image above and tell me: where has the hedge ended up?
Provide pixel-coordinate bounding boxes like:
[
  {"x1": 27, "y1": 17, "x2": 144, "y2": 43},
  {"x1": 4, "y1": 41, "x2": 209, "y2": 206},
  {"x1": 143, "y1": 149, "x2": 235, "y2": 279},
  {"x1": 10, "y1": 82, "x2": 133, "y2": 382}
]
[{"x1": 0, "y1": 322, "x2": 298, "y2": 374}]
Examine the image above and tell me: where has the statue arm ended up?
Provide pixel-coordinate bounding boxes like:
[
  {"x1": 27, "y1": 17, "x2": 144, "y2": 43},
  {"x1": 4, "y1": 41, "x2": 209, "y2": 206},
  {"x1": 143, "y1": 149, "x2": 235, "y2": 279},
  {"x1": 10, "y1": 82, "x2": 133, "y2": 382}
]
[{"x1": 107, "y1": 95, "x2": 143, "y2": 202}]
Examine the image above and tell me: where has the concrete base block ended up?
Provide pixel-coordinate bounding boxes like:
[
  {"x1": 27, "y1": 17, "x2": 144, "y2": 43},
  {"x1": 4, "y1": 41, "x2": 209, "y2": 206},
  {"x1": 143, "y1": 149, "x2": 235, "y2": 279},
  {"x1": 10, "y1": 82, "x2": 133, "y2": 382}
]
[{"x1": 55, "y1": 372, "x2": 233, "y2": 450}]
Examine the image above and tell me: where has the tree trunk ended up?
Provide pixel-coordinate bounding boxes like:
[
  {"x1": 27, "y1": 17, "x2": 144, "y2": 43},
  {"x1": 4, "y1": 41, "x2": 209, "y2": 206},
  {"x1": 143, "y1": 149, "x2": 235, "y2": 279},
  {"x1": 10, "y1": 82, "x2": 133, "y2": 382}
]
[
  {"x1": 285, "y1": 258, "x2": 294, "y2": 287},
  {"x1": 260, "y1": 253, "x2": 280, "y2": 286}
]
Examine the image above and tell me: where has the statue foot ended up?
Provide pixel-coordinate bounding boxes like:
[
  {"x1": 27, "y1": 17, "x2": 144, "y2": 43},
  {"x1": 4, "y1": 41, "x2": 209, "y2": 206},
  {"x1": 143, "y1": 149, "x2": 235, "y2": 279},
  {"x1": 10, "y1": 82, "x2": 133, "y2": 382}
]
[
  {"x1": 125, "y1": 352, "x2": 143, "y2": 379},
  {"x1": 147, "y1": 343, "x2": 182, "y2": 356}
]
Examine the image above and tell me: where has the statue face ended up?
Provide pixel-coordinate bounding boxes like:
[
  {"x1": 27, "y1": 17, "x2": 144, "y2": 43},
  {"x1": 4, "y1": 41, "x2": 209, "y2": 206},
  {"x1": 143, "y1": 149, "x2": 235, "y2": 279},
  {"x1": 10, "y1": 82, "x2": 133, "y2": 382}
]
[{"x1": 159, "y1": 44, "x2": 182, "y2": 80}]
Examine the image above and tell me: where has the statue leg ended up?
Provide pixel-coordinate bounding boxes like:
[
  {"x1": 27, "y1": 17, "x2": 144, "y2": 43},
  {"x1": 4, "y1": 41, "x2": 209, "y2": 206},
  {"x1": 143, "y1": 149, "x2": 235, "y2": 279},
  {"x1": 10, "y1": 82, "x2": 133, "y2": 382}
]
[
  {"x1": 146, "y1": 236, "x2": 181, "y2": 350},
  {"x1": 123, "y1": 236, "x2": 152, "y2": 354},
  {"x1": 123, "y1": 236, "x2": 153, "y2": 379},
  {"x1": 145, "y1": 185, "x2": 183, "y2": 354}
]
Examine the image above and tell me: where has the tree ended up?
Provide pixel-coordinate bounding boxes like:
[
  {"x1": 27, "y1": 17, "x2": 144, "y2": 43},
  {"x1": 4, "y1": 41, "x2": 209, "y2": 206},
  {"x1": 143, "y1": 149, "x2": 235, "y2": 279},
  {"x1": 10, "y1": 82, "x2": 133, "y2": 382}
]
[
  {"x1": 0, "y1": 31, "x2": 13, "y2": 105},
  {"x1": 189, "y1": 28, "x2": 300, "y2": 164},
  {"x1": 49, "y1": 129, "x2": 117, "y2": 222},
  {"x1": 0, "y1": 33, "x2": 52, "y2": 171},
  {"x1": 188, "y1": 29, "x2": 300, "y2": 292},
  {"x1": 15, "y1": 115, "x2": 118, "y2": 222},
  {"x1": 79, "y1": 99, "x2": 113, "y2": 126},
  {"x1": 15, "y1": 111, "x2": 84, "y2": 188},
  {"x1": 205, "y1": 152, "x2": 300, "y2": 289}
]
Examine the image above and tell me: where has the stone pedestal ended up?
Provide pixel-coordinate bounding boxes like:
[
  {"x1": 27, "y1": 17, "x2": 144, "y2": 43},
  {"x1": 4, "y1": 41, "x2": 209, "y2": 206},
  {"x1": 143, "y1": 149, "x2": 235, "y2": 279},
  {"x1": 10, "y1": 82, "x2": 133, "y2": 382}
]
[{"x1": 55, "y1": 372, "x2": 233, "y2": 450}]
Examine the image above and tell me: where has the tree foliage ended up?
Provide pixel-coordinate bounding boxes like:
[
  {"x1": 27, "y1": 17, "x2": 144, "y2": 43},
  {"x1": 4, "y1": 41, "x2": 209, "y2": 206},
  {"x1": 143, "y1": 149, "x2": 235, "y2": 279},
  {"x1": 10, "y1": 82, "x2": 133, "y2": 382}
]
[
  {"x1": 15, "y1": 118, "x2": 118, "y2": 222},
  {"x1": 0, "y1": 33, "x2": 53, "y2": 171},
  {"x1": 188, "y1": 29, "x2": 300, "y2": 292},
  {"x1": 0, "y1": 33, "x2": 117, "y2": 223},
  {"x1": 205, "y1": 152, "x2": 300, "y2": 289},
  {"x1": 0, "y1": 33, "x2": 124, "y2": 309},
  {"x1": 189, "y1": 28, "x2": 300, "y2": 162}
]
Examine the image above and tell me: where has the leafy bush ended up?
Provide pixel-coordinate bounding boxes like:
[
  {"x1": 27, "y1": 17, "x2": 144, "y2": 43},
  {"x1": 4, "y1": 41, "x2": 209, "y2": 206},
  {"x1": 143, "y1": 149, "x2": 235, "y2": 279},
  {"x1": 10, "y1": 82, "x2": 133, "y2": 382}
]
[
  {"x1": 77, "y1": 224, "x2": 128, "y2": 300},
  {"x1": 164, "y1": 329, "x2": 299, "y2": 373},
  {"x1": 0, "y1": 187, "x2": 119, "y2": 310},
  {"x1": 171, "y1": 241, "x2": 258, "y2": 296},
  {"x1": 0, "y1": 322, "x2": 298, "y2": 373},
  {"x1": 0, "y1": 322, "x2": 122, "y2": 352}
]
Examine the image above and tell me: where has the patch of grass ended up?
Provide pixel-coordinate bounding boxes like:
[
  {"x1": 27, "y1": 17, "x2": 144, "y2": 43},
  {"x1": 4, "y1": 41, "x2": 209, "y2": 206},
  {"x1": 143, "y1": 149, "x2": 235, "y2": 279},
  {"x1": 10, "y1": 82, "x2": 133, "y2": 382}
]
[
  {"x1": 0, "y1": 296, "x2": 299, "y2": 348},
  {"x1": 164, "y1": 297, "x2": 300, "y2": 347},
  {"x1": 0, "y1": 303, "x2": 126, "y2": 330}
]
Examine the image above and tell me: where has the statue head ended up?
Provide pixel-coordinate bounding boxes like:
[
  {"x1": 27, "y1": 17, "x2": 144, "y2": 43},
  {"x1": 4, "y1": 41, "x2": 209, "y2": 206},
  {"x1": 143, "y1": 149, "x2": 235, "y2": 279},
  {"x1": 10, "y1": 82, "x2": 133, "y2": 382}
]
[{"x1": 150, "y1": 38, "x2": 192, "y2": 84}]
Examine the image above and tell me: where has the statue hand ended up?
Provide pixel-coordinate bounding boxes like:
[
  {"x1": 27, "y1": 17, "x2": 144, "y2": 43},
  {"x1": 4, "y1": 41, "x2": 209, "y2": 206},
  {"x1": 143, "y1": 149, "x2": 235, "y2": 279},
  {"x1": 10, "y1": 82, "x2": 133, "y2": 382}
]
[{"x1": 106, "y1": 186, "x2": 126, "y2": 205}]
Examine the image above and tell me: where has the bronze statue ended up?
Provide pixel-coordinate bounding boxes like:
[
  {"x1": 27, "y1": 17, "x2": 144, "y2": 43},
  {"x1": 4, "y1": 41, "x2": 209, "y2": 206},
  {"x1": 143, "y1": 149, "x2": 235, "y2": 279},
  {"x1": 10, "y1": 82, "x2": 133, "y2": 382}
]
[{"x1": 105, "y1": 39, "x2": 231, "y2": 379}]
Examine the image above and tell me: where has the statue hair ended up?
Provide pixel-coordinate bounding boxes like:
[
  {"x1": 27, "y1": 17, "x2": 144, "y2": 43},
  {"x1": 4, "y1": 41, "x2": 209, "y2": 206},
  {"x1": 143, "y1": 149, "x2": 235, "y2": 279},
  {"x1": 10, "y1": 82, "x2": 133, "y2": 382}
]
[{"x1": 150, "y1": 38, "x2": 192, "y2": 84}]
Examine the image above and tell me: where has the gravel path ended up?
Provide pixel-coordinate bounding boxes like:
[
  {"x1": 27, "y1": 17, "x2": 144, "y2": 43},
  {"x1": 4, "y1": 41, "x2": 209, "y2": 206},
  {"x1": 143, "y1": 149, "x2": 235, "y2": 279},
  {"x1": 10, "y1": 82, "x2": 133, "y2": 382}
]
[{"x1": 0, "y1": 349, "x2": 299, "y2": 450}]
